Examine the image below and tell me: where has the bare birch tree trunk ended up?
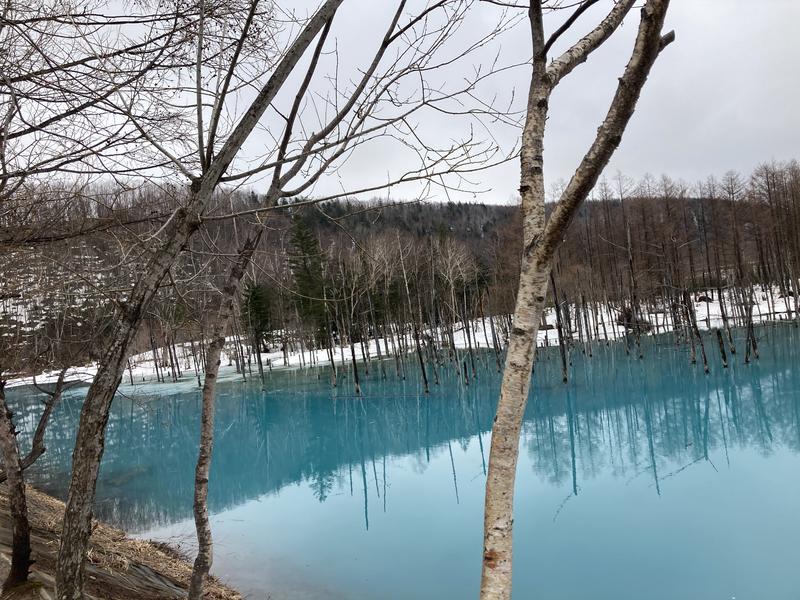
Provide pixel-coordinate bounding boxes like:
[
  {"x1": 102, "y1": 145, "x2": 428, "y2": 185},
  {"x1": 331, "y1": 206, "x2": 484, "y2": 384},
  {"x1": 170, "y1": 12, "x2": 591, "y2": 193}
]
[
  {"x1": 189, "y1": 232, "x2": 261, "y2": 600},
  {"x1": 480, "y1": 2, "x2": 673, "y2": 598}
]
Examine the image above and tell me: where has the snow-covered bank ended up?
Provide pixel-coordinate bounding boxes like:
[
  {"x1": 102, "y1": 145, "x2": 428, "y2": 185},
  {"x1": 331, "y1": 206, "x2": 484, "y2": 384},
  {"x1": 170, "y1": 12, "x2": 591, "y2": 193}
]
[{"x1": 8, "y1": 284, "x2": 797, "y2": 391}]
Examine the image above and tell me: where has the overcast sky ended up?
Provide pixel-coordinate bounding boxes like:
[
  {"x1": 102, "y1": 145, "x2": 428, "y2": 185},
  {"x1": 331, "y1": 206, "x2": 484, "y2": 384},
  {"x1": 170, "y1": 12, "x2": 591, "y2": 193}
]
[
  {"x1": 538, "y1": 0, "x2": 800, "y2": 197},
  {"x1": 243, "y1": 1, "x2": 800, "y2": 204}
]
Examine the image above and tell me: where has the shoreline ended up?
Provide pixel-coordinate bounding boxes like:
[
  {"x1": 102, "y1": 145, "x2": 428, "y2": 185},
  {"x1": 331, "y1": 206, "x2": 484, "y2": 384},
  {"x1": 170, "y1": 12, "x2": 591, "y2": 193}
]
[
  {"x1": 0, "y1": 485, "x2": 241, "y2": 600},
  {"x1": 8, "y1": 284, "x2": 798, "y2": 392}
]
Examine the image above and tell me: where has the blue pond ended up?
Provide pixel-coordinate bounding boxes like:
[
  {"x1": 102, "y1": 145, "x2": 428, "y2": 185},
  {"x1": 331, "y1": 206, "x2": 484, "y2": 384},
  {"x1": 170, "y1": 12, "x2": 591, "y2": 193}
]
[{"x1": 10, "y1": 325, "x2": 800, "y2": 599}]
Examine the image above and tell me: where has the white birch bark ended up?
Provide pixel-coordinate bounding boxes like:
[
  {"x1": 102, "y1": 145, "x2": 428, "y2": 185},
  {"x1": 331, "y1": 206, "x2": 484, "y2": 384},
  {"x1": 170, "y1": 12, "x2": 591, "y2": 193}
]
[{"x1": 480, "y1": 2, "x2": 674, "y2": 598}]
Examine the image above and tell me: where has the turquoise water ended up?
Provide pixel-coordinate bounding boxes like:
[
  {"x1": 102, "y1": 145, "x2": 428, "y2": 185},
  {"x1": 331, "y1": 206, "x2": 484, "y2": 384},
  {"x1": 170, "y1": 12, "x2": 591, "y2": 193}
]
[{"x1": 10, "y1": 325, "x2": 800, "y2": 599}]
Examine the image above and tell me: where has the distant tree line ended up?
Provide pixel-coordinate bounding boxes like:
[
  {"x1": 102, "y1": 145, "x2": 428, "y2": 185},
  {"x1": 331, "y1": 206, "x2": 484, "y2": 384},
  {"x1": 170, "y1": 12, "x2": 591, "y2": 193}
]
[{"x1": 3, "y1": 160, "x2": 800, "y2": 392}]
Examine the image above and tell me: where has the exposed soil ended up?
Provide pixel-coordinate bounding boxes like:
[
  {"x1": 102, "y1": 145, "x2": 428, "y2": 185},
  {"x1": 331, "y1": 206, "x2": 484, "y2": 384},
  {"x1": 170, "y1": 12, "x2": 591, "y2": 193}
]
[{"x1": 0, "y1": 484, "x2": 242, "y2": 600}]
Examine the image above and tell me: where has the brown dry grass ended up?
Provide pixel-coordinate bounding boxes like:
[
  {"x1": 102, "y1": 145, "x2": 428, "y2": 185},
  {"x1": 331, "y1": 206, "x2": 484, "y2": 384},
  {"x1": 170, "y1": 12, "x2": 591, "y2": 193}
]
[{"x1": 0, "y1": 485, "x2": 243, "y2": 600}]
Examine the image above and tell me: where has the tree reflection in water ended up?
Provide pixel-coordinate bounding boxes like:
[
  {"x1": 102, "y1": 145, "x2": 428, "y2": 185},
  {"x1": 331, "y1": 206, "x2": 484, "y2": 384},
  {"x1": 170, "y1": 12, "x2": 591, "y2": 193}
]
[{"x1": 8, "y1": 324, "x2": 800, "y2": 533}]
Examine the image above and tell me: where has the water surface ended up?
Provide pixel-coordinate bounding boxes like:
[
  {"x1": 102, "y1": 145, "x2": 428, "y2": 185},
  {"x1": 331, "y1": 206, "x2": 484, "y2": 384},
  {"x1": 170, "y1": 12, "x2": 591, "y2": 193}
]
[{"x1": 11, "y1": 326, "x2": 800, "y2": 599}]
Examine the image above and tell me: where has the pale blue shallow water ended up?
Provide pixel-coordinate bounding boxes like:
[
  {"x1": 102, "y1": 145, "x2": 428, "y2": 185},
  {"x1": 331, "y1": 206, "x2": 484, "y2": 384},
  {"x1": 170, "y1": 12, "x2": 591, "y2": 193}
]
[{"x1": 9, "y1": 325, "x2": 800, "y2": 599}]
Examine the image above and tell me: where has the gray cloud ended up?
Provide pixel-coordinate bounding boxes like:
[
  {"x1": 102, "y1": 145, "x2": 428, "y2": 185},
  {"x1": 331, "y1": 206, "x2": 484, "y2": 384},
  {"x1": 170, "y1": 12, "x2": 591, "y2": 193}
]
[{"x1": 250, "y1": 1, "x2": 800, "y2": 203}]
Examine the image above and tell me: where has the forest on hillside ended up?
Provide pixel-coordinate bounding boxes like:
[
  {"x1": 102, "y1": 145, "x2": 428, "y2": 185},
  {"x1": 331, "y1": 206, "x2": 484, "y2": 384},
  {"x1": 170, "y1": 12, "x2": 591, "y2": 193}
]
[
  {"x1": 3, "y1": 160, "x2": 800, "y2": 385},
  {"x1": 3, "y1": 1, "x2": 799, "y2": 597}
]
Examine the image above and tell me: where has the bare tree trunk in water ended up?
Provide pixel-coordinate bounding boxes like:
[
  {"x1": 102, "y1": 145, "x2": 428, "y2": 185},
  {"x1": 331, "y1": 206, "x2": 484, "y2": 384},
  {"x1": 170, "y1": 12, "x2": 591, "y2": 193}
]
[
  {"x1": 480, "y1": 2, "x2": 673, "y2": 598},
  {"x1": 189, "y1": 232, "x2": 261, "y2": 600}
]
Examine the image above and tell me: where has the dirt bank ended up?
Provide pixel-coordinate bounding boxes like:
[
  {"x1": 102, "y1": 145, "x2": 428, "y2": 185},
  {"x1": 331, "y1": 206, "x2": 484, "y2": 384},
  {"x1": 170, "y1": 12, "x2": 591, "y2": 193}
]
[{"x1": 0, "y1": 485, "x2": 242, "y2": 600}]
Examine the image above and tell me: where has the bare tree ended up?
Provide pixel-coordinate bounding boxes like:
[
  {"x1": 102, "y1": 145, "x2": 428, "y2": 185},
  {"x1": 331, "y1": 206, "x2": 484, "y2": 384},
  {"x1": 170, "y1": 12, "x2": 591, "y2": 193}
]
[
  {"x1": 480, "y1": 1, "x2": 674, "y2": 598},
  {"x1": 0, "y1": 0, "x2": 198, "y2": 211},
  {"x1": 0, "y1": 369, "x2": 69, "y2": 590},
  {"x1": 0, "y1": 243, "x2": 94, "y2": 591},
  {"x1": 189, "y1": 231, "x2": 261, "y2": 599},
  {"x1": 52, "y1": 1, "x2": 512, "y2": 597},
  {"x1": 0, "y1": 378, "x2": 33, "y2": 590}
]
